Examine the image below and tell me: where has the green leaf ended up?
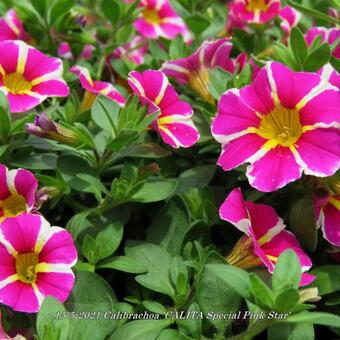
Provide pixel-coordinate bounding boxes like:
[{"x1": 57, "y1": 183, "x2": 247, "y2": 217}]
[
  {"x1": 310, "y1": 265, "x2": 340, "y2": 295},
  {"x1": 208, "y1": 67, "x2": 232, "y2": 99},
  {"x1": 101, "y1": 0, "x2": 120, "y2": 27},
  {"x1": 185, "y1": 14, "x2": 210, "y2": 35},
  {"x1": 147, "y1": 197, "x2": 190, "y2": 255},
  {"x1": 268, "y1": 323, "x2": 314, "y2": 340},
  {"x1": 249, "y1": 274, "x2": 275, "y2": 309},
  {"x1": 65, "y1": 271, "x2": 117, "y2": 339},
  {"x1": 205, "y1": 264, "x2": 251, "y2": 300},
  {"x1": 97, "y1": 255, "x2": 146, "y2": 273},
  {"x1": 107, "y1": 130, "x2": 139, "y2": 151},
  {"x1": 125, "y1": 242, "x2": 175, "y2": 298},
  {"x1": 48, "y1": 0, "x2": 73, "y2": 24},
  {"x1": 304, "y1": 43, "x2": 331, "y2": 71},
  {"x1": 37, "y1": 296, "x2": 69, "y2": 340},
  {"x1": 177, "y1": 302, "x2": 202, "y2": 339},
  {"x1": 149, "y1": 40, "x2": 169, "y2": 61},
  {"x1": 92, "y1": 95, "x2": 120, "y2": 137},
  {"x1": 109, "y1": 319, "x2": 172, "y2": 340},
  {"x1": 0, "y1": 91, "x2": 11, "y2": 139},
  {"x1": 289, "y1": 195, "x2": 317, "y2": 252},
  {"x1": 142, "y1": 300, "x2": 167, "y2": 314},
  {"x1": 122, "y1": 143, "x2": 171, "y2": 158},
  {"x1": 131, "y1": 180, "x2": 178, "y2": 203},
  {"x1": 272, "y1": 250, "x2": 301, "y2": 292},
  {"x1": 274, "y1": 288, "x2": 300, "y2": 312},
  {"x1": 284, "y1": 311, "x2": 340, "y2": 327},
  {"x1": 290, "y1": 27, "x2": 308, "y2": 67}
]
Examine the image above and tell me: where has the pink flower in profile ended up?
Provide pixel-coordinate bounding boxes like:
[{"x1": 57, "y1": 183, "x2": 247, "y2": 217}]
[
  {"x1": 80, "y1": 44, "x2": 95, "y2": 60},
  {"x1": 227, "y1": 0, "x2": 281, "y2": 27},
  {"x1": 212, "y1": 61, "x2": 340, "y2": 192},
  {"x1": 305, "y1": 27, "x2": 340, "y2": 59},
  {"x1": 134, "y1": 0, "x2": 190, "y2": 41},
  {"x1": 0, "y1": 40, "x2": 69, "y2": 113},
  {"x1": 57, "y1": 42, "x2": 73, "y2": 60},
  {"x1": 162, "y1": 38, "x2": 236, "y2": 104},
  {"x1": 0, "y1": 164, "x2": 38, "y2": 221},
  {"x1": 0, "y1": 213, "x2": 77, "y2": 313},
  {"x1": 128, "y1": 70, "x2": 199, "y2": 148},
  {"x1": 221, "y1": 188, "x2": 315, "y2": 286},
  {"x1": 0, "y1": 9, "x2": 28, "y2": 42},
  {"x1": 278, "y1": 6, "x2": 300, "y2": 36},
  {"x1": 111, "y1": 36, "x2": 148, "y2": 65},
  {"x1": 70, "y1": 65, "x2": 125, "y2": 110}
]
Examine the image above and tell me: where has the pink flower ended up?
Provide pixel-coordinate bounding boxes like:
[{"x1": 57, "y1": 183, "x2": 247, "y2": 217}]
[
  {"x1": 0, "y1": 164, "x2": 38, "y2": 221},
  {"x1": 318, "y1": 64, "x2": 340, "y2": 88},
  {"x1": 314, "y1": 194, "x2": 340, "y2": 247},
  {"x1": 221, "y1": 188, "x2": 315, "y2": 286},
  {"x1": 80, "y1": 44, "x2": 95, "y2": 60},
  {"x1": 278, "y1": 6, "x2": 300, "y2": 36},
  {"x1": 162, "y1": 38, "x2": 236, "y2": 103},
  {"x1": 212, "y1": 61, "x2": 340, "y2": 192},
  {"x1": 227, "y1": 0, "x2": 281, "y2": 27},
  {"x1": 0, "y1": 9, "x2": 28, "y2": 42},
  {"x1": 128, "y1": 70, "x2": 199, "y2": 148},
  {"x1": 111, "y1": 36, "x2": 148, "y2": 65},
  {"x1": 70, "y1": 65, "x2": 126, "y2": 110},
  {"x1": 57, "y1": 42, "x2": 73, "y2": 60},
  {"x1": 0, "y1": 40, "x2": 69, "y2": 113},
  {"x1": 134, "y1": 0, "x2": 190, "y2": 41},
  {"x1": 305, "y1": 27, "x2": 340, "y2": 59},
  {"x1": 0, "y1": 213, "x2": 77, "y2": 313}
]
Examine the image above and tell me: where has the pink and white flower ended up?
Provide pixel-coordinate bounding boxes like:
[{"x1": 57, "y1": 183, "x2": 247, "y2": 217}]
[
  {"x1": 305, "y1": 27, "x2": 340, "y2": 59},
  {"x1": 162, "y1": 38, "x2": 236, "y2": 104},
  {"x1": 0, "y1": 9, "x2": 28, "y2": 42},
  {"x1": 111, "y1": 36, "x2": 148, "y2": 66},
  {"x1": 278, "y1": 6, "x2": 300, "y2": 36},
  {"x1": 57, "y1": 42, "x2": 73, "y2": 60},
  {"x1": 0, "y1": 213, "x2": 77, "y2": 313},
  {"x1": 314, "y1": 193, "x2": 340, "y2": 247},
  {"x1": 134, "y1": 0, "x2": 190, "y2": 41},
  {"x1": 128, "y1": 70, "x2": 200, "y2": 148},
  {"x1": 0, "y1": 164, "x2": 38, "y2": 221},
  {"x1": 0, "y1": 40, "x2": 69, "y2": 113},
  {"x1": 80, "y1": 44, "x2": 95, "y2": 60},
  {"x1": 227, "y1": 0, "x2": 281, "y2": 27},
  {"x1": 318, "y1": 64, "x2": 340, "y2": 88},
  {"x1": 221, "y1": 188, "x2": 315, "y2": 286},
  {"x1": 212, "y1": 61, "x2": 340, "y2": 192},
  {"x1": 70, "y1": 65, "x2": 126, "y2": 110}
]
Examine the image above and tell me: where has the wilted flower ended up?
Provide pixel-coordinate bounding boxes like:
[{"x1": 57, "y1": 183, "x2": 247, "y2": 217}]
[
  {"x1": 0, "y1": 164, "x2": 38, "y2": 220},
  {"x1": 305, "y1": 27, "x2": 340, "y2": 59},
  {"x1": 128, "y1": 70, "x2": 200, "y2": 148},
  {"x1": 162, "y1": 38, "x2": 236, "y2": 103},
  {"x1": 134, "y1": 0, "x2": 190, "y2": 41},
  {"x1": 221, "y1": 188, "x2": 315, "y2": 285},
  {"x1": 70, "y1": 65, "x2": 125, "y2": 110},
  {"x1": 0, "y1": 9, "x2": 28, "y2": 42},
  {"x1": 0, "y1": 213, "x2": 77, "y2": 313},
  {"x1": 212, "y1": 61, "x2": 340, "y2": 192},
  {"x1": 26, "y1": 113, "x2": 85, "y2": 147},
  {"x1": 57, "y1": 42, "x2": 74, "y2": 60},
  {"x1": 0, "y1": 40, "x2": 69, "y2": 113}
]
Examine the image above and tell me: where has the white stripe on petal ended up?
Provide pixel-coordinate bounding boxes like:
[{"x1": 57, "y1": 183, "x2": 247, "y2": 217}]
[
  {"x1": 15, "y1": 41, "x2": 29, "y2": 74},
  {"x1": 7, "y1": 169, "x2": 18, "y2": 195},
  {"x1": 266, "y1": 62, "x2": 280, "y2": 104},
  {"x1": 128, "y1": 73, "x2": 146, "y2": 97},
  {"x1": 35, "y1": 262, "x2": 76, "y2": 273},
  {"x1": 32, "y1": 283, "x2": 45, "y2": 307},
  {"x1": 0, "y1": 274, "x2": 18, "y2": 289},
  {"x1": 154, "y1": 73, "x2": 169, "y2": 105},
  {"x1": 161, "y1": 62, "x2": 190, "y2": 76}
]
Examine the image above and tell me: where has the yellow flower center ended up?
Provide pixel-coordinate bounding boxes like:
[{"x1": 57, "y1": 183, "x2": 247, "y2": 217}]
[
  {"x1": 15, "y1": 252, "x2": 39, "y2": 284},
  {"x1": 3, "y1": 72, "x2": 32, "y2": 94},
  {"x1": 246, "y1": 0, "x2": 268, "y2": 11},
  {"x1": 143, "y1": 8, "x2": 161, "y2": 24},
  {"x1": 188, "y1": 68, "x2": 214, "y2": 104},
  {"x1": 0, "y1": 194, "x2": 27, "y2": 219},
  {"x1": 257, "y1": 106, "x2": 302, "y2": 147}
]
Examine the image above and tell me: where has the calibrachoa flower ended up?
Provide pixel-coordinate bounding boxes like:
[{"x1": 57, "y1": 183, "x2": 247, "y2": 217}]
[
  {"x1": 318, "y1": 64, "x2": 340, "y2": 89},
  {"x1": 212, "y1": 61, "x2": 340, "y2": 192},
  {"x1": 0, "y1": 213, "x2": 77, "y2": 313},
  {"x1": 0, "y1": 9, "x2": 28, "y2": 42},
  {"x1": 227, "y1": 0, "x2": 281, "y2": 26},
  {"x1": 134, "y1": 0, "x2": 190, "y2": 41},
  {"x1": 305, "y1": 27, "x2": 340, "y2": 59},
  {"x1": 80, "y1": 44, "x2": 95, "y2": 60},
  {"x1": 111, "y1": 36, "x2": 148, "y2": 65},
  {"x1": 0, "y1": 164, "x2": 37, "y2": 220},
  {"x1": 70, "y1": 65, "x2": 126, "y2": 110},
  {"x1": 128, "y1": 70, "x2": 199, "y2": 148},
  {"x1": 57, "y1": 42, "x2": 73, "y2": 60},
  {"x1": 0, "y1": 40, "x2": 69, "y2": 113},
  {"x1": 221, "y1": 188, "x2": 314, "y2": 285},
  {"x1": 279, "y1": 6, "x2": 300, "y2": 36},
  {"x1": 162, "y1": 38, "x2": 236, "y2": 104}
]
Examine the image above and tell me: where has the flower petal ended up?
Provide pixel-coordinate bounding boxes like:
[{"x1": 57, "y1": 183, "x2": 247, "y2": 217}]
[{"x1": 12, "y1": 168, "x2": 38, "y2": 208}]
